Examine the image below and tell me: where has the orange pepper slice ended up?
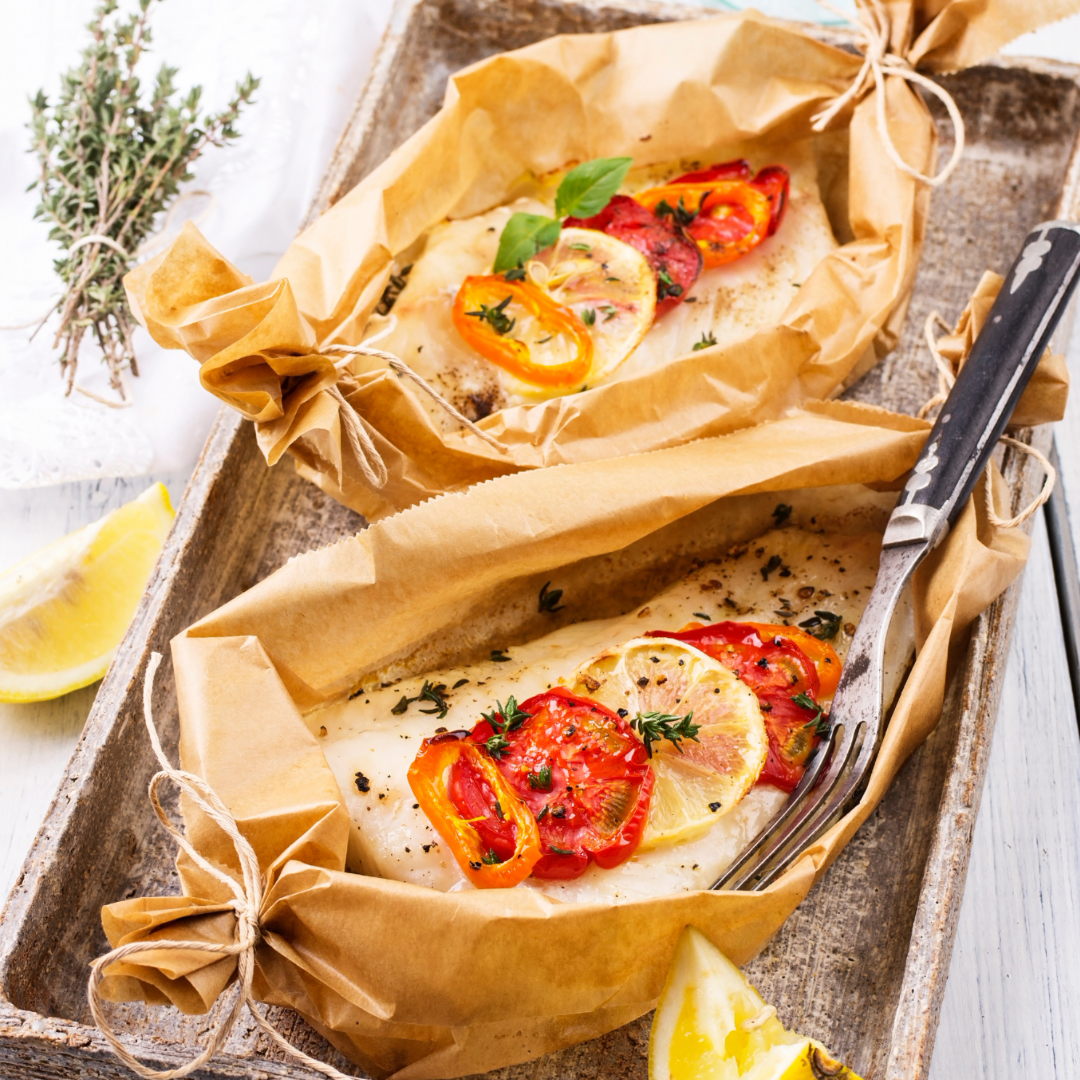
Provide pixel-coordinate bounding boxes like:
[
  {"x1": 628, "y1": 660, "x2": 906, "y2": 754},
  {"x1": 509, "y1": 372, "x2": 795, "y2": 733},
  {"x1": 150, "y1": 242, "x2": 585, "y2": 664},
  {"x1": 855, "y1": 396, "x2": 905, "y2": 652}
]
[
  {"x1": 634, "y1": 182, "x2": 772, "y2": 268},
  {"x1": 451, "y1": 275, "x2": 594, "y2": 388},
  {"x1": 407, "y1": 734, "x2": 542, "y2": 888}
]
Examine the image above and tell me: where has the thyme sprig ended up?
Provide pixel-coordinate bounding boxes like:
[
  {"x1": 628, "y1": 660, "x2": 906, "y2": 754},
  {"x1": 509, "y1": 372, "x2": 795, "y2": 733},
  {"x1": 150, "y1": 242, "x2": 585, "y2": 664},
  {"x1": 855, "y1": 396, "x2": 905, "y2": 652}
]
[
  {"x1": 538, "y1": 580, "x2": 565, "y2": 613},
  {"x1": 655, "y1": 195, "x2": 697, "y2": 228},
  {"x1": 466, "y1": 296, "x2": 516, "y2": 336},
  {"x1": 792, "y1": 692, "x2": 831, "y2": 737},
  {"x1": 631, "y1": 710, "x2": 700, "y2": 757},
  {"x1": 481, "y1": 696, "x2": 530, "y2": 734},
  {"x1": 798, "y1": 610, "x2": 841, "y2": 641},
  {"x1": 390, "y1": 680, "x2": 450, "y2": 718},
  {"x1": 481, "y1": 695, "x2": 531, "y2": 759},
  {"x1": 29, "y1": 0, "x2": 258, "y2": 396}
]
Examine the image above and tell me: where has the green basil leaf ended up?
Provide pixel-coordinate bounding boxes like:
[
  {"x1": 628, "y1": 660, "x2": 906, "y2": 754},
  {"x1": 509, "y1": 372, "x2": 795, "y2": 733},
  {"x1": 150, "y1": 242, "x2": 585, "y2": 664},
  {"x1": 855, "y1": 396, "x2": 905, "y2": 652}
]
[
  {"x1": 554, "y1": 156, "x2": 633, "y2": 219},
  {"x1": 493, "y1": 213, "x2": 562, "y2": 272}
]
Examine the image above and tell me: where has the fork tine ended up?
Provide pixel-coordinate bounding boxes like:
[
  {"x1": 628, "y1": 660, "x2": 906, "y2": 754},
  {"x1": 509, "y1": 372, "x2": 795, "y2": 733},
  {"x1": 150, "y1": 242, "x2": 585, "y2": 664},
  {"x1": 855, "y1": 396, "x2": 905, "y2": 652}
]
[{"x1": 712, "y1": 541, "x2": 926, "y2": 892}]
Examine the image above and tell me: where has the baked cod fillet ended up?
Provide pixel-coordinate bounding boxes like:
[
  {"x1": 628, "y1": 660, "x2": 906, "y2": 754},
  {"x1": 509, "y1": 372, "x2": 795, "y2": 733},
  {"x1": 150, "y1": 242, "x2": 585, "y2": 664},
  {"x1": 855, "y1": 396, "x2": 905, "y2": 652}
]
[{"x1": 313, "y1": 528, "x2": 913, "y2": 902}]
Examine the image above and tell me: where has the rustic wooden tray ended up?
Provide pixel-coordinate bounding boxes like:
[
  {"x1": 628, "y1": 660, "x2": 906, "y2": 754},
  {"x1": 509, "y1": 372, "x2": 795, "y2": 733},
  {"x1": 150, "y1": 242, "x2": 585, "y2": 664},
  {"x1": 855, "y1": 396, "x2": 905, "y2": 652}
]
[{"x1": 3, "y1": 2, "x2": 1080, "y2": 1078}]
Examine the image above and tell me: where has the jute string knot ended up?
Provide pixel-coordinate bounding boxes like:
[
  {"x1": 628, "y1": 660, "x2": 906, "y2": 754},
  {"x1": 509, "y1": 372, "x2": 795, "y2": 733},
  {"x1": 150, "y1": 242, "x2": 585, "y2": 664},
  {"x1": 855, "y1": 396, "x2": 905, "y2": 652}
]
[
  {"x1": 1, "y1": 190, "x2": 216, "y2": 408},
  {"x1": 918, "y1": 310, "x2": 1055, "y2": 530},
  {"x1": 322, "y1": 316, "x2": 508, "y2": 490},
  {"x1": 87, "y1": 652, "x2": 354, "y2": 1080},
  {"x1": 812, "y1": 0, "x2": 965, "y2": 188}
]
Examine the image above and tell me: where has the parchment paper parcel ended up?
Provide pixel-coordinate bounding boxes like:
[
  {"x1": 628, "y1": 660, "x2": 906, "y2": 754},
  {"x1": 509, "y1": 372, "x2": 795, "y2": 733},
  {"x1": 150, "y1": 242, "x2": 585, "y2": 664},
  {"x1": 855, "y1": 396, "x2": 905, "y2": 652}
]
[
  {"x1": 99, "y1": 401, "x2": 1033, "y2": 1080},
  {"x1": 123, "y1": 1, "x2": 1074, "y2": 521}
]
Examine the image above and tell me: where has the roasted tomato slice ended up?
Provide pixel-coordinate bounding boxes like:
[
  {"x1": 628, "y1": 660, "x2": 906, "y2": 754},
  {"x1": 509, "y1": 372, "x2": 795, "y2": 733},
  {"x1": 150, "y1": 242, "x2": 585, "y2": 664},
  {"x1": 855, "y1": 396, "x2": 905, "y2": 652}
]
[
  {"x1": 645, "y1": 622, "x2": 840, "y2": 793},
  {"x1": 466, "y1": 687, "x2": 654, "y2": 880},
  {"x1": 635, "y1": 182, "x2": 772, "y2": 269},
  {"x1": 564, "y1": 195, "x2": 702, "y2": 317}
]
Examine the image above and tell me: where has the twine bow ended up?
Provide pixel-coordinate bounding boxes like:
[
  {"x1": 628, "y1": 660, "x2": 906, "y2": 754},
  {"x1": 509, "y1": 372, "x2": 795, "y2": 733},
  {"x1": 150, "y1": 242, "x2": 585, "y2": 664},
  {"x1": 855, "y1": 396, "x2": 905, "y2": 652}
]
[
  {"x1": 87, "y1": 652, "x2": 354, "y2": 1080},
  {"x1": 321, "y1": 316, "x2": 508, "y2": 490},
  {"x1": 813, "y1": 0, "x2": 965, "y2": 188},
  {"x1": 918, "y1": 311, "x2": 1055, "y2": 529}
]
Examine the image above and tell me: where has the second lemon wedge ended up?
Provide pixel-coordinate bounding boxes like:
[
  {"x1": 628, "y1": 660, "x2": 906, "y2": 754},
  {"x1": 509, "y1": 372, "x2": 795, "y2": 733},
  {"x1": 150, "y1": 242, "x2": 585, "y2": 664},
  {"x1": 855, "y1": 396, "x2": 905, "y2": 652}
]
[
  {"x1": 0, "y1": 483, "x2": 174, "y2": 703},
  {"x1": 650, "y1": 927, "x2": 862, "y2": 1080}
]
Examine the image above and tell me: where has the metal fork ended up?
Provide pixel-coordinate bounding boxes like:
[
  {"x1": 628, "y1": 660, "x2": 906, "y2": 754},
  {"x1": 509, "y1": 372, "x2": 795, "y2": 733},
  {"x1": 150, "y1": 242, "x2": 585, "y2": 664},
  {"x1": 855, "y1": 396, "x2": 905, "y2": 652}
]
[{"x1": 713, "y1": 220, "x2": 1080, "y2": 893}]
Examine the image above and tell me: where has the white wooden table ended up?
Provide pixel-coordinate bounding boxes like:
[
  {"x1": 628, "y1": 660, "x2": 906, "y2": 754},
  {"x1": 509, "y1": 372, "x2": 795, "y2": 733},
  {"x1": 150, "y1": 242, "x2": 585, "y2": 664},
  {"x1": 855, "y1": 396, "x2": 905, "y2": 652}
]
[{"x1": 5, "y1": 6, "x2": 1080, "y2": 1079}]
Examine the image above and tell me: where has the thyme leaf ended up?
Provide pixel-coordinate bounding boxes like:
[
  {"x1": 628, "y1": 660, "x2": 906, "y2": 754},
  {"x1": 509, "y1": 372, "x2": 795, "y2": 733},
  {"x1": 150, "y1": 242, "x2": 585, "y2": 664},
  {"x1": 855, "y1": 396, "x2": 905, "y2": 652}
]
[
  {"x1": 485, "y1": 734, "x2": 511, "y2": 759},
  {"x1": 657, "y1": 268, "x2": 684, "y2": 301},
  {"x1": 466, "y1": 295, "x2": 516, "y2": 336},
  {"x1": 416, "y1": 681, "x2": 450, "y2": 719},
  {"x1": 528, "y1": 764, "x2": 553, "y2": 791},
  {"x1": 693, "y1": 331, "x2": 718, "y2": 352},
  {"x1": 481, "y1": 848, "x2": 503, "y2": 865},
  {"x1": 655, "y1": 195, "x2": 697, "y2": 228},
  {"x1": 798, "y1": 610, "x2": 841, "y2": 641},
  {"x1": 793, "y1": 691, "x2": 830, "y2": 737},
  {"x1": 538, "y1": 580, "x2": 565, "y2": 614}
]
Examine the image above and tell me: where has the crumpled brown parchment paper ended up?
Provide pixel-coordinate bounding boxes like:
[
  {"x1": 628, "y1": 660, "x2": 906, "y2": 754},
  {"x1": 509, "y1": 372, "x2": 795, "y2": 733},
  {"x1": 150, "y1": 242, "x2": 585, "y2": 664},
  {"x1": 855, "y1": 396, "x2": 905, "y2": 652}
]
[
  {"x1": 122, "y1": 0, "x2": 1076, "y2": 521},
  {"x1": 98, "y1": 399, "x2": 1031, "y2": 1078}
]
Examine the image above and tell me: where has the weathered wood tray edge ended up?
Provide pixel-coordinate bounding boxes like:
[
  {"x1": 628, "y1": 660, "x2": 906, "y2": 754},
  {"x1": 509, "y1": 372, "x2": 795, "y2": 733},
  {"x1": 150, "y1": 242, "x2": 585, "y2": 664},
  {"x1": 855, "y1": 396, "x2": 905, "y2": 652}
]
[{"x1": 1, "y1": 1, "x2": 1079, "y2": 1076}]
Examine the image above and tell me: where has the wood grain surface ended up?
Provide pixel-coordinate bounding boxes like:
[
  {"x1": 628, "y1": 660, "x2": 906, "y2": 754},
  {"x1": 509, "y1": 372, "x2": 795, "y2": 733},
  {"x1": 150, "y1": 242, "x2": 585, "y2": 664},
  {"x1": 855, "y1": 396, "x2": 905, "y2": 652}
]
[{"x1": 3, "y1": 3, "x2": 1080, "y2": 1079}]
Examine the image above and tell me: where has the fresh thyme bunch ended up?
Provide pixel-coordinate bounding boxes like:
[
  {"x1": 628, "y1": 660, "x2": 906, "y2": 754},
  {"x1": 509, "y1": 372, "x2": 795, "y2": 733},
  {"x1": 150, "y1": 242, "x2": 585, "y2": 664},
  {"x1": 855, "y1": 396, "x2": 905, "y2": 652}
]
[{"x1": 28, "y1": 0, "x2": 258, "y2": 397}]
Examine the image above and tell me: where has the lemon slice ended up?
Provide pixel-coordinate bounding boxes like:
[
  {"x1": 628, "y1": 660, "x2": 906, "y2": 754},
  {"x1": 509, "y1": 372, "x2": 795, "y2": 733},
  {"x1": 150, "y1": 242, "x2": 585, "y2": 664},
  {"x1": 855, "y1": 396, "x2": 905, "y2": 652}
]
[
  {"x1": 650, "y1": 927, "x2": 863, "y2": 1080},
  {"x1": 0, "y1": 483, "x2": 174, "y2": 703},
  {"x1": 525, "y1": 226, "x2": 656, "y2": 384},
  {"x1": 569, "y1": 637, "x2": 767, "y2": 847}
]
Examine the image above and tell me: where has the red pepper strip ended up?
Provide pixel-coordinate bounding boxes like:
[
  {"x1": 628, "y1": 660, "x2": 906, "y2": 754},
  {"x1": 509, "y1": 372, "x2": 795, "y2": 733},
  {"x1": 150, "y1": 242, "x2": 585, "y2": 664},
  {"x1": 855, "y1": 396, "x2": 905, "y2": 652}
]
[
  {"x1": 673, "y1": 158, "x2": 753, "y2": 184},
  {"x1": 408, "y1": 733, "x2": 541, "y2": 888},
  {"x1": 465, "y1": 688, "x2": 655, "y2": 881},
  {"x1": 646, "y1": 622, "x2": 840, "y2": 793},
  {"x1": 674, "y1": 162, "x2": 790, "y2": 237},
  {"x1": 635, "y1": 182, "x2": 772, "y2": 269},
  {"x1": 564, "y1": 195, "x2": 702, "y2": 317},
  {"x1": 748, "y1": 166, "x2": 790, "y2": 237},
  {"x1": 451, "y1": 275, "x2": 593, "y2": 388}
]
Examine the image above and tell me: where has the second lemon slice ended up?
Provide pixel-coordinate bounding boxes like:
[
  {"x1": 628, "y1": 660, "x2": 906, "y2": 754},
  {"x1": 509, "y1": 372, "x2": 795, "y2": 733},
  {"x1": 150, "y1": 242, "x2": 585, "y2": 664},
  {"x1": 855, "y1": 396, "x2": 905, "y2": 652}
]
[
  {"x1": 526, "y1": 226, "x2": 656, "y2": 384},
  {"x1": 569, "y1": 637, "x2": 767, "y2": 847},
  {"x1": 0, "y1": 483, "x2": 174, "y2": 703}
]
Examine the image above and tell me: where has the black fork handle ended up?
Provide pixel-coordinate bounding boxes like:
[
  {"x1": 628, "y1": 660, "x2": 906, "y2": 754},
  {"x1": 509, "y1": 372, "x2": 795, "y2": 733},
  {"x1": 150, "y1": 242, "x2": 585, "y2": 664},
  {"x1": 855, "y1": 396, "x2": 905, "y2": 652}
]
[{"x1": 883, "y1": 221, "x2": 1080, "y2": 551}]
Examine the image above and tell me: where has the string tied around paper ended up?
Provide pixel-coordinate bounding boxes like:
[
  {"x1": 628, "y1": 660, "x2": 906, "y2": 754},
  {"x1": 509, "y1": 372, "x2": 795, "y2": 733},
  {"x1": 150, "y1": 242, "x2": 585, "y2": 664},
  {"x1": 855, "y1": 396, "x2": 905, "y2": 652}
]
[
  {"x1": 320, "y1": 319, "x2": 508, "y2": 490},
  {"x1": 812, "y1": 0, "x2": 965, "y2": 188},
  {"x1": 918, "y1": 310, "x2": 1055, "y2": 530},
  {"x1": 86, "y1": 652, "x2": 354, "y2": 1080},
  {"x1": 0, "y1": 190, "x2": 216, "y2": 407}
]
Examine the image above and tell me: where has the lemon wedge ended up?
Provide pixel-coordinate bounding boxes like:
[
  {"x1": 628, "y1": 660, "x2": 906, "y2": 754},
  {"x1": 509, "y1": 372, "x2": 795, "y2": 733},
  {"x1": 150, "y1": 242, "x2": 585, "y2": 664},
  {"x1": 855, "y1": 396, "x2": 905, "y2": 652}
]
[
  {"x1": 650, "y1": 927, "x2": 863, "y2": 1080},
  {"x1": 526, "y1": 226, "x2": 656, "y2": 384},
  {"x1": 0, "y1": 483, "x2": 174, "y2": 703},
  {"x1": 569, "y1": 637, "x2": 767, "y2": 847}
]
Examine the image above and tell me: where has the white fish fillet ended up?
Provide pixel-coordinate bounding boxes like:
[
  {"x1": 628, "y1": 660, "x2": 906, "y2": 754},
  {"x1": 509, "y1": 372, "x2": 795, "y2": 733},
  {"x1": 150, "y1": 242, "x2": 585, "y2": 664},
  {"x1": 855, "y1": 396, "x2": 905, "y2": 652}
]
[
  {"x1": 365, "y1": 145, "x2": 837, "y2": 427},
  {"x1": 314, "y1": 529, "x2": 913, "y2": 902}
]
